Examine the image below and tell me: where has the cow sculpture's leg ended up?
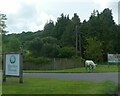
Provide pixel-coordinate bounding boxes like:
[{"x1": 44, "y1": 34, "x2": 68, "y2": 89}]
[
  {"x1": 86, "y1": 65, "x2": 91, "y2": 72},
  {"x1": 89, "y1": 64, "x2": 94, "y2": 72},
  {"x1": 85, "y1": 65, "x2": 88, "y2": 72}
]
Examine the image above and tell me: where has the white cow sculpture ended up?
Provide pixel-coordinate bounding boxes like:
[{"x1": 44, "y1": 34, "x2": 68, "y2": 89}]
[{"x1": 85, "y1": 60, "x2": 97, "y2": 72}]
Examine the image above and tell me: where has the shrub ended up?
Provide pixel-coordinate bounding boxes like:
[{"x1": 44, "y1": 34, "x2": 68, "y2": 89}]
[
  {"x1": 34, "y1": 57, "x2": 51, "y2": 64},
  {"x1": 58, "y1": 47, "x2": 76, "y2": 58},
  {"x1": 24, "y1": 56, "x2": 51, "y2": 65},
  {"x1": 40, "y1": 44, "x2": 59, "y2": 58},
  {"x1": 84, "y1": 37, "x2": 103, "y2": 62},
  {"x1": 72, "y1": 56, "x2": 85, "y2": 67}
]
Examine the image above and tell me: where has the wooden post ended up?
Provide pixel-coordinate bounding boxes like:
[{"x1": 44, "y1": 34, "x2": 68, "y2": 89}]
[
  {"x1": 53, "y1": 58, "x2": 55, "y2": 70},
  {"x1": 108, "y1": 62, "x2": 110, "y2": 68},
  {"x1": 79, "y1": 34, "x2": 82, "y2": 57},
  {"x1": 19, "y1": 53, "x2": 23, "y2": 83},
  {"x1": 19, "y1": 47, "x2": 23, "y2": 83},
  {"x1": 66, "y1": 58, "x2": 68, "y2": 68},
  {"x1": 3, "y1": 53, "x2": 6, "y2": 82},
  {"x1": 76, "y1": 25, "x2": 78, "y2": 56}
]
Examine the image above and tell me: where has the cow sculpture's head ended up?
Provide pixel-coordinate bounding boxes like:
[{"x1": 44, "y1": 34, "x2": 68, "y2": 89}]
[{"x1": 93, "y1": 63, "x2": 97, "y2": 69}]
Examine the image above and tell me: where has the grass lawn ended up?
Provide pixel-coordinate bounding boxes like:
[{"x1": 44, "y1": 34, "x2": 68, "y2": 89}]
[
  {"x1": 2, "y1": 76, "x2": 118, "y2": 94},
  {"x1": 24, "y1": 65, "x2": 119, "y2": 73}
]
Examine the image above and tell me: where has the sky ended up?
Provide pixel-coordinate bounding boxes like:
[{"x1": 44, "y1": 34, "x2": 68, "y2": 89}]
[{"x1": 0, "y1": 0, "x2": 119, "y2": 34}]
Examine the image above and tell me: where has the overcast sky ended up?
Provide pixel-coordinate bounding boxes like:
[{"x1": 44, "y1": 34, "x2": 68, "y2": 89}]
[{"x1": 0, "y1": 0, "x2": 119, "y2": 34}]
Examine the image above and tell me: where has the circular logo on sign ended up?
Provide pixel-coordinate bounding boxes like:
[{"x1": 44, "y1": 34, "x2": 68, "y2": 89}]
[{"x1": 10, "y1": 55, "x2": 16, "y2": 64}]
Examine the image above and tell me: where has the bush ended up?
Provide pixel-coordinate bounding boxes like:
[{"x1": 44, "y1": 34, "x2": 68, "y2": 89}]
[
  {"x1": 24, "y1": 56, "x2": 51, "y2": 65},
  {"x1": 34, "y1": 57, "x2": 51, "y2": 64},
  {"x1": 84, "y1": 37, "x2": 103, "y2": 62},
  {"x1": 40, "y1": 44, "x2": 59, "y2": 58},
  {"x1": 72, "y1": 56, "x2": 85, "y2": 67},
  {"x1": 58, "y1": 47, "x2": 76, "y2": 58}
]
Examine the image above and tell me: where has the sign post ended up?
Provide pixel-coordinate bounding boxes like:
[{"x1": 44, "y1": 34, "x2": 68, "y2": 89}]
[{"x1": 3, "y1": 52, "x2": 23, "y2": 83}]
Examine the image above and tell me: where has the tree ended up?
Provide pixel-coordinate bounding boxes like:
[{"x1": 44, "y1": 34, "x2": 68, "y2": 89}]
[
  {"x1": 43, "y1": 20, "x2": 54, "y2": 37},
  {"x1": 72, "y1": 13, "x2": 81, "y2": 56},
  {"x1": 72, "y1": 13, "x2": 80, "y2": 26},
  {"x1": 40, "y1": 36, "x2": 59, "y2": 57},
  {"x1": 28, "y1": 36, "x2": 59, "y2": 57},
  {"x1": 0, "y1": 13, "x2": 7, "y2": 54},
  {"x1": 52, "y1": 14, "x2": 70, "y2": 41},
  {"x1": 84, "y1": 37, "x2": 103, "y2": 62},
  {"x1": 81, "y1": 8, "x2": 117, "y2": 60},
  {"x1": 28, "y1": 37, "x2": 43, "y2": 56},
  {"x1": 58, "y1": 47, "x2": 76, "y2": 58},
  {"x1": 61, "y1": 20, "x2": 75, "y2": 47},
  {"x1": 114, "y1": 25, "x2": 120, "y2": 53},
  {"x1": 2, "y1": 9, "x2": 119, "y2": 61},
  {"x1": 41, "y1": 36, "x2": 57, "y2": 44},
  {"x1": 40, "y1": 44, "x2": 59, "y2": 57},
  {"x1": 0, "y1": 13, "x2": 7, "y2": 34},
  {"x1": 7, "y1": 36, "x2": 21, "y2": 52}
]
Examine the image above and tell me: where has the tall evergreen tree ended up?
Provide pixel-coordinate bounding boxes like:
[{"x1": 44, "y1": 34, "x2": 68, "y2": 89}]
[
  {"x1": 52, "y1": 14, "x2": 70, "y2": 41},
  {"x1": 43, "y1": 20, "x2": 54, "y2": 37},
  {"x1": 72, "y1": 13, "x2": 81, "y2": 56},
  {"x1": 61, "y1": 20, "x2": 75, "y2": 47}
]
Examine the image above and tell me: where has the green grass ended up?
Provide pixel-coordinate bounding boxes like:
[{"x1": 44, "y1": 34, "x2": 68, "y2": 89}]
[
  {"x1": 24, "y1": 65, "x2": 119, "y2": 73},
  {"x1": 2, "y1": 76, "x2": 118, "y2": 94},
  {"x1": 0, "y1": 76, "x2": 2, "y2": 95}
]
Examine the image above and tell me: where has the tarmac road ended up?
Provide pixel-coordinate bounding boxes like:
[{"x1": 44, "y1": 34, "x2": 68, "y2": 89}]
[{"x1": 24, "y1": 72, "x2": 119, "y2": 84}]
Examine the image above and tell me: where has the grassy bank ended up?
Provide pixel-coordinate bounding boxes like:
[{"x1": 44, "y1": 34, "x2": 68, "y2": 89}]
[
  {"x1": 24, "y1": 65, "x2": 119, "y2": 73},
  {"x1": 2, "y1": 76, "x2": 118, "y2": 94}
]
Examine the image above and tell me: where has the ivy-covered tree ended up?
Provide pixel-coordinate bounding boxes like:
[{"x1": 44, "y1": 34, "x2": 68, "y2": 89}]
[{"x1": 0, "y1": 13, "x2": 7, "y2": 34}]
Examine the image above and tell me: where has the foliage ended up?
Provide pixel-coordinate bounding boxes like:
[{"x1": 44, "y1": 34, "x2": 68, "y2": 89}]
[
  {"x1": 84, "y1": 37, "x2": 103, "y2": 62},
  {"x1": 41, "y1": 36, "x2": 57, "y2": 44},
  {"x1": 72, "y1": 13, "x2": 81, "y2": 25},
  {"x1": 28, "y1": 36, "x2": 59, "y2": 57},
  {"x1": 24, "y1": 56, "x2": 51, "y2": 65},
  {"x1": 61, "y1": 20, "x2": 75, "y2": 46},
  {"x1": 28, "y1": 37, "x2": 43, "y2": 56},
  {"x1": 0, "y1": 13, "x2": 7, "y2": 34},
  {"x1": 58, "y1": 47, "x2": 76, "y2": 58},
  {"x1": 2, "y1": 8, "x2": 120, "y2": 61},
  {"x1": 3, "y1": 36, "x2": 21, "y2": 52},
  {"x1": 43, "y1": 20, "x2": 54, "y2": 37},
  {"x1": 40, "y1": 44, "x2": 59, "y2": 57}
]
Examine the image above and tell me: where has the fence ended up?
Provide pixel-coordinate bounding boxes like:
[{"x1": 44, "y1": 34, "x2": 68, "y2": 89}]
[{"x1": 23, "y1": 58, "x2": 84, "y2": 70}]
